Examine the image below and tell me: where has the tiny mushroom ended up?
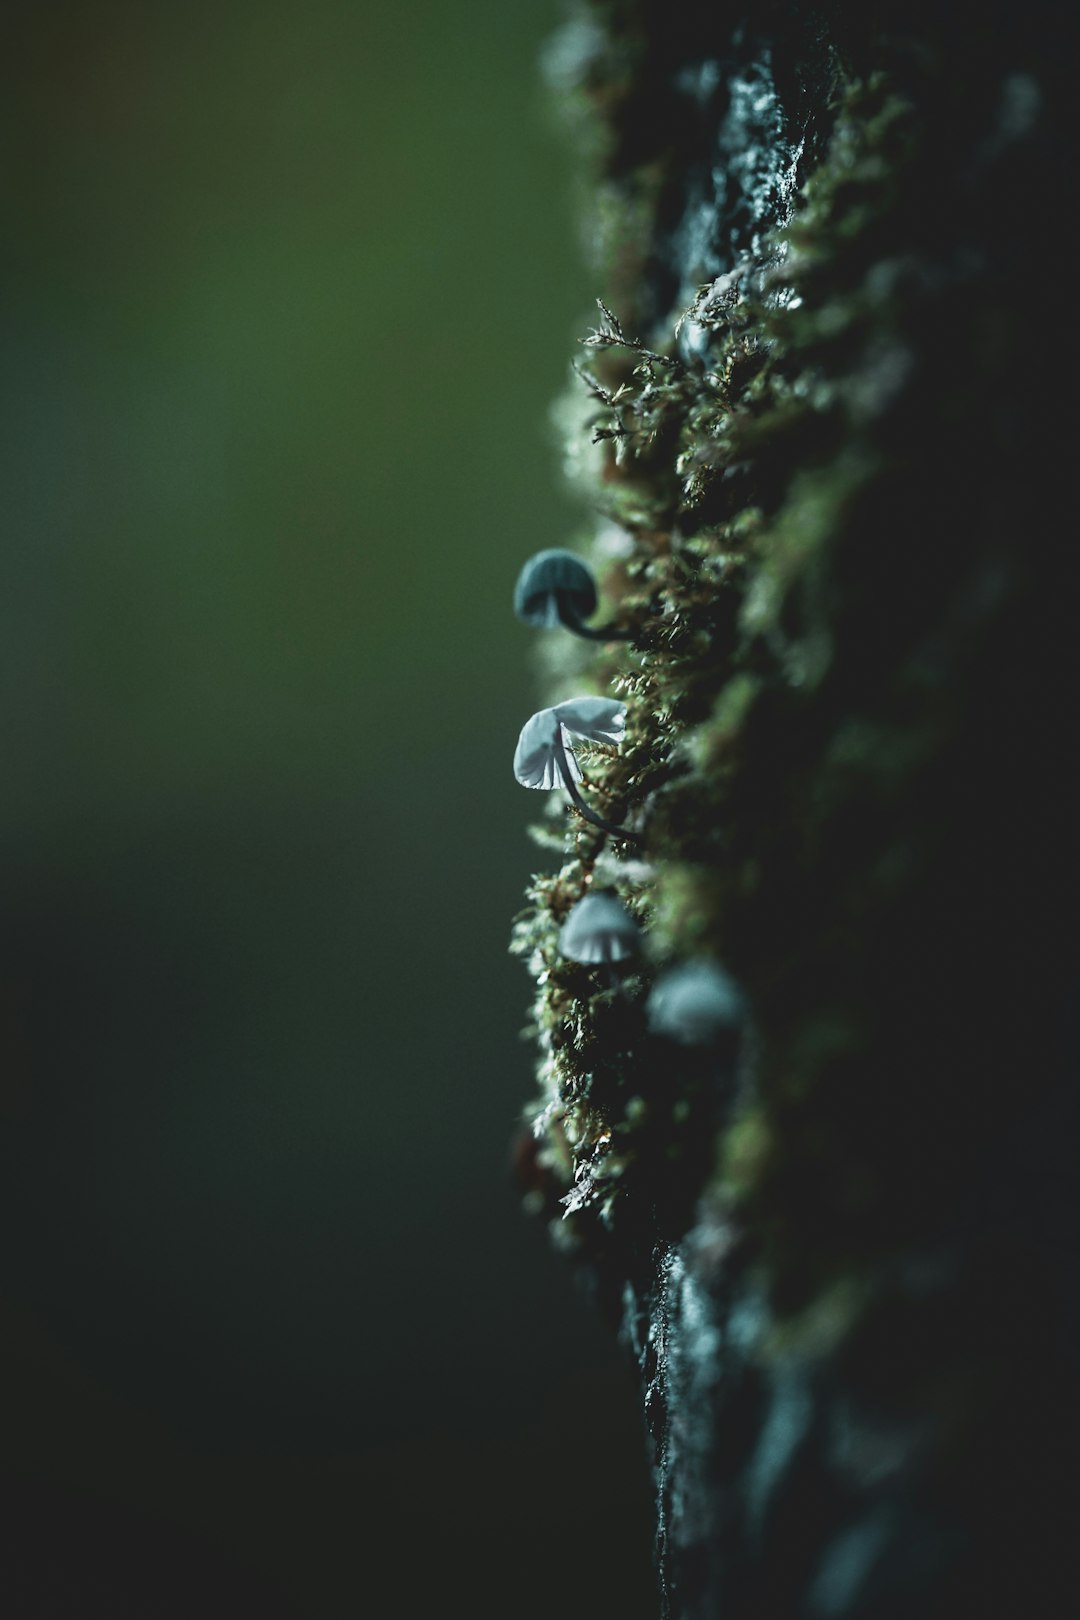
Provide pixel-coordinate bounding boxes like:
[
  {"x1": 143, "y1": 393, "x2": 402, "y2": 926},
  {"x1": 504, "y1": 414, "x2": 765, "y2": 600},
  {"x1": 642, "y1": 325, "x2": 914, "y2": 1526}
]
[
  {"x1": 513, "y1": 695, "x2": 639, "y2": 843},
  {"x1": 558, "y1": 891, "x2": 642, "y2": 965},
  {"x1": 646, "y1": 960, "x2": 746, "y2": 1046},
  {"x1": 513, "y1": 548, "x2": 634, "y2": 641}
]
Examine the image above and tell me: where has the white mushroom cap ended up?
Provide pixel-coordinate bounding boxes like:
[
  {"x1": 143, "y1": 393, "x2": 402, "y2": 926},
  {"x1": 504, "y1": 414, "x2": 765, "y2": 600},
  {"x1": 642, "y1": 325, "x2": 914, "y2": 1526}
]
[
  {"x1": 513, "y1": 707, "x2": 581, "y2": 789},
  {"x1": 551, "y1": 696, "x2": 626, "y2": 745},
  {"x1": 646, "y1": 960, "x2": 745, "y2": 1045},
  {"x1": 558, "y1": 892, "x2": 641, "y2": 964},
  {"x1": 513, "y1": 697, "x2": 626, "y2": 789}
]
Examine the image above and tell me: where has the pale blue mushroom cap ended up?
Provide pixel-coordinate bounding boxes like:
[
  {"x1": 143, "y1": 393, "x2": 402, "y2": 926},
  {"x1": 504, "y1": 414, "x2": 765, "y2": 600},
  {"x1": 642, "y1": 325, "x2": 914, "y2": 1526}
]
[
  {"x1": 647, "y1": 960, "x2": 745, "y2": 1045},
  {"x1": 513, "y1": 548, "x2": 598, "y2": 628},
  {"x1": 513, "y1": 696, "x2": 626, "y2": 789},
  {"x1": 558, "y1": 891, "x2": 641, "y2": 964},
  {"x1": 551, "y1": 695, "x2": 626, "y2": 745}
]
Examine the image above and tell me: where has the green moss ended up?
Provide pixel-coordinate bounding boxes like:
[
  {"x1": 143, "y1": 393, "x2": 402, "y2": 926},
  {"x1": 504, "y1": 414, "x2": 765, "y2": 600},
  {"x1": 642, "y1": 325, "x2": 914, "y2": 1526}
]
[
  {"x1": 511, "y1": 181, "x2": 820, "y2": 1246},
  {"x1": 515, "y1": 9, "x2": 1073, "y2": 1612},
  {"x1": 512, "y1": 12, "x2": 1053, "y2": 1324}
]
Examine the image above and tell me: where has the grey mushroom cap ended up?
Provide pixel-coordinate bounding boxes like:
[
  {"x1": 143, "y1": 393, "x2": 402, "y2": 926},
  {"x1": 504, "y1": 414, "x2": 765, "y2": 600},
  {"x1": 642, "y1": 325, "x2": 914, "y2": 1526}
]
[
  {"x1": 513, "y1": 696, "x2": 626, "y2": 789},
  {"x1": 558, "y1": 892, "x2": 641, "y2": 964},
  {"x1": 646, "y1": 960, "x2": 745, "y2": 1045},
  {"x1": 513, "y1": 707, "x2": 581, "y2": 790},
  {"x1": 514, "y1": 549, "x2": 597, "y2": 629}
]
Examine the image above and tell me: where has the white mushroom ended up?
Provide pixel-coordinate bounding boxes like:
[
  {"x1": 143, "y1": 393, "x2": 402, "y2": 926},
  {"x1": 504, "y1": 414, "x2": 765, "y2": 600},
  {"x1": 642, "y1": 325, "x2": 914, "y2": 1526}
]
[
  {"x1": 646, "y1": 960, "x2": 745, "y2": 1045},
  {"x1": 513, "y1": 697, "x2": 637, "y2": 842},
  {"x1": 558, "y1": 892, "x2": 642, "y2": 965}
]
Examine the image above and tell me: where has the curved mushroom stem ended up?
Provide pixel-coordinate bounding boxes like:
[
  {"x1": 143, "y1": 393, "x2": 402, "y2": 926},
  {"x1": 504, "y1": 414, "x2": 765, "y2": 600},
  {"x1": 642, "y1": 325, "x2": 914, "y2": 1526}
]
[
  {"x1": 553, "y1": 728, "x2": 641, "y2": 846},
  {"x1": 556, "y1": 591, "x2": 635, "y2": 642},
  {"x1": 603, "y1": 958, "x2": 634, "y2": 1001}
]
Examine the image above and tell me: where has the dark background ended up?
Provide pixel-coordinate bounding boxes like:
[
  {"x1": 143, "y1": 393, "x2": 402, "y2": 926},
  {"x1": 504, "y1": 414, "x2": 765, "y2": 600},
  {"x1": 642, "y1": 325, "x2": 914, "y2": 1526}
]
[{"x1": 0, "y1": 3, "x2": 656, "y2": 1614}]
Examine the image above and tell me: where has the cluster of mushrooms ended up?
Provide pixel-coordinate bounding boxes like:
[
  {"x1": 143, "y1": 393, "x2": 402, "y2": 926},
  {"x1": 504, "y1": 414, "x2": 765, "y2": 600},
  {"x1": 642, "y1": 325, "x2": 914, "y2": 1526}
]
[{"x1": 512, "y1": 547, "x2": 743, "y2": 1047}]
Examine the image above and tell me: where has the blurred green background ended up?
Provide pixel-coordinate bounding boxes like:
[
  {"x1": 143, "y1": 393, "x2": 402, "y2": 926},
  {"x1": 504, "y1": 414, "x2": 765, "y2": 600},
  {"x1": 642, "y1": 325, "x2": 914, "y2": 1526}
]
[{"x1": 0, "y1": 3, "x2": 655, "y2": 1614}]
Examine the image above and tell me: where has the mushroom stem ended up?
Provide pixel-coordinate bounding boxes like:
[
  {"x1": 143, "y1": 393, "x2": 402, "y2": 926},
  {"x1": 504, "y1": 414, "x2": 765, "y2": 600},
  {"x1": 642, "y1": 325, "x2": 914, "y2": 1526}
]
[
  {"x1": 553, "y1": 727, "x2": 641, "y2": 845},
  {"x1": 604, "y1": 960, "x2": 634, "y2": 1001},
  {"x1": 556, "y1": 591, "x2": 635, "y2": 642}
]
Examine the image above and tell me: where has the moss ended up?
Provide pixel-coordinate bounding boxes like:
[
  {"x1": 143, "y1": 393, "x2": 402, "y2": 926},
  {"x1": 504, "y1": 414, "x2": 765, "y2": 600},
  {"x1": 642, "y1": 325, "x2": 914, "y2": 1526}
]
[
  {"x1": 514, "y1": 61, "x2": 902, "y2": 1258},
  {"x1": 515, "y1": 5, "x2": 1073, "y2": 1612},
  {"x1": 531, "y1": 22, "x2": 1052, "y2": 1282}
]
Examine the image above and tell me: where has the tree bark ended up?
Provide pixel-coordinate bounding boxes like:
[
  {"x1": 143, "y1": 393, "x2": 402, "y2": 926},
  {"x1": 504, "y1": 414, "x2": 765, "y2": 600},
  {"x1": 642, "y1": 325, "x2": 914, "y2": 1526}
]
[{"x1": 514, "y1": 4, "x2": 1077, "y2": 1615}]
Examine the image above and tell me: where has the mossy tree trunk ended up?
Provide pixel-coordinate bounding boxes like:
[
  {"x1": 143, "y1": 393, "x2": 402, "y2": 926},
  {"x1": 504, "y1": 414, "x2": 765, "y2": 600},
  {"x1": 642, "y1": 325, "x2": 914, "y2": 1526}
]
[{"x1": 513, "y1": 4, "x2": 1076, "y2": 1616}]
